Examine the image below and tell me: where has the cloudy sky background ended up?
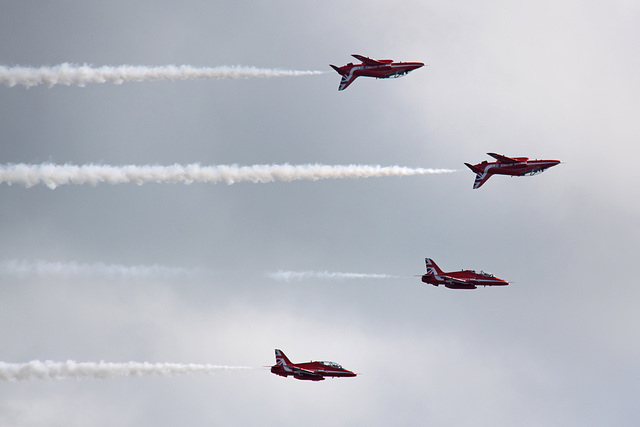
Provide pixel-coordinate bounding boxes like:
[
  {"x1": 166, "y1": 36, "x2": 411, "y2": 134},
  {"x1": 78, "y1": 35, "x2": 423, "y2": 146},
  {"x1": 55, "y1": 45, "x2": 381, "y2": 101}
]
[{"x1": 1, "y1": 1, "x2": 639, "y2": 425}]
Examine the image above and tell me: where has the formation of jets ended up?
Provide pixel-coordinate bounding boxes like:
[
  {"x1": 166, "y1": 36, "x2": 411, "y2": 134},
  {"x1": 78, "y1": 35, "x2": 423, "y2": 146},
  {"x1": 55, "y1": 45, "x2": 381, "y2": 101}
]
[{"x1": 270, "y1": 54, "x2": 561, "y2": 381}]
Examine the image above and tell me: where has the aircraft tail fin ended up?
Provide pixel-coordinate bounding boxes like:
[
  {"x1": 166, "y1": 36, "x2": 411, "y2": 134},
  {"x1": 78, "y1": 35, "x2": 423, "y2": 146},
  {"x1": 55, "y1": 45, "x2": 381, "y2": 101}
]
[
  {"x1": 425, "y1": 258, "x2": 444, "y2": 275},
  {"x1": 465, "y1": 163, "x2": 491, "y2": 189},
  {"x1": 472, "y1": 173, "x2": 491, "y2": 189},
  {"x1": 275, "y1": 349, "x2": 292, "y2": 366},
  {"x1": 330, "y1": 64, "x2": 358, "y2": 90},
  {"x1": 337, "y1": 74, "x2": 357, "y2": 91}
]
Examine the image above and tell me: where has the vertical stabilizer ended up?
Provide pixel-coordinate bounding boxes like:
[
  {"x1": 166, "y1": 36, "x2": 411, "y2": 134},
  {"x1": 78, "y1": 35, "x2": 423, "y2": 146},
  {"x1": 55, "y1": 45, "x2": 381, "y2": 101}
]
[
  {"x1": 330, "y1": 64, "x2": 358, "y2": 91},
  {"x1": 425, "y1": 258, "x2": 444, "y2": 275},
  {"x1": 472, "y1": 173, "x2": 491, "y2": 189},
  {"x1": 337, "y1": 74, "x2": 357, "y2": 91},
  {"x1": 465, "y1": 162, "x2": 492, "y2": 189},
  {"x1": 275, "y1": 349, "x2": 292, "y2": 366}
]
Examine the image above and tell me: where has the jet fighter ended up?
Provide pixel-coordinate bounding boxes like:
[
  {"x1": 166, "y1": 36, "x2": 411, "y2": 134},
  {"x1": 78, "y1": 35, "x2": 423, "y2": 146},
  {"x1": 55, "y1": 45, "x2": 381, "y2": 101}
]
[
  {"x1": 270, "y1": 349, "x2": 357, "y2": 381},
  {"x1": 465, "y1": 153, "x2": 560, "y2": 189},
  {"x1": 330, "y1": 54, "x2": 424, "y2": 91},
  {"x1": 421, "y1": 258, "x2": 509, "y2": 290}
]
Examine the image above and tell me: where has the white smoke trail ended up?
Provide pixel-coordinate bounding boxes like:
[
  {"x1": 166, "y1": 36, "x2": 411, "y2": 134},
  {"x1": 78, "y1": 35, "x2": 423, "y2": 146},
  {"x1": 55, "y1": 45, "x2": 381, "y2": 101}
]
[
  {"x1": 0, "y1": 64, "x2": 326, "y2": 88},
  {"x1": 0, "y1": 163, "x2": 457, "y2": 189},
  {"x1": 0, "y1": 361, "x2": 252, "y2": 382},
  {"x1": 0, "y1": 259, "x2": 211, "y2": 280},
  {"x1": 269, "y1": 270, "x2": 400, "y2": 281}
]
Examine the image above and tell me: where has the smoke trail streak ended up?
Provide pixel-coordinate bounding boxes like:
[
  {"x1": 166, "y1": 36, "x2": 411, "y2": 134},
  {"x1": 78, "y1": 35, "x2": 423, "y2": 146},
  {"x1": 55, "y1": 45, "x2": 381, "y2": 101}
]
[
  {"x1": 0, "y1": 163, "x2": 457, "y2": 189},
  {"x1": 268, "y1": 270, "x2": 400, "y2": 281},
  {"x1": 0, "y1": 64, "x2": 326, "y2": 88},
  {"x1": 0, "y1": 361, "x2": 252, "y2": 382},
  {"x1": 0, "y1": 259, "x2": 211, "y2": 280}
]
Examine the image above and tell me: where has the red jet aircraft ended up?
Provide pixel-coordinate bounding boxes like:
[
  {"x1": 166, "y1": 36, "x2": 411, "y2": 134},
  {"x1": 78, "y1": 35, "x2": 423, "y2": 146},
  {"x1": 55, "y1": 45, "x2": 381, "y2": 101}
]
[
  {"x1": 421, "y1": 258, "x2": 509, "y2": 290},
  {"x1": 465, "y1": 153, "x2": 560, "y2": 189},
  {"x1": 330, "y1": 54, "x2": 424, "y2": 91},
  {"x1": 270, "y1": 349, "x2": 357, "y2": 381}
]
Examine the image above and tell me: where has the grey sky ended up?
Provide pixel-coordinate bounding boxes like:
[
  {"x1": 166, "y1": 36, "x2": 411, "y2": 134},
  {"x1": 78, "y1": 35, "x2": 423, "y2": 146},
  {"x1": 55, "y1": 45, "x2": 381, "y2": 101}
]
[{"x1": 1, "y1": 1, "x2": 639, "y2": 426}]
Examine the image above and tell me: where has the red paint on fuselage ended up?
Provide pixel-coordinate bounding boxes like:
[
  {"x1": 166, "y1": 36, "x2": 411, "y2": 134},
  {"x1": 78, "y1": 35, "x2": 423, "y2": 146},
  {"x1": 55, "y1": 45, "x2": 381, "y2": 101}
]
[
  {"x1": 421, "y1": 258, "x2": 509, "y2": 289},
  {"x1": 421, "y1": 269, "x2": 509, "y2": 289},
  {"x1": 465, "y1": 153, "x2": 560, "y2": 189},
  {"x1": 330, "y1": 54, "x2": 424, "y2": 90},
  {"x1": 270, "y1": 349, "x2": 356, "y2": 381}
]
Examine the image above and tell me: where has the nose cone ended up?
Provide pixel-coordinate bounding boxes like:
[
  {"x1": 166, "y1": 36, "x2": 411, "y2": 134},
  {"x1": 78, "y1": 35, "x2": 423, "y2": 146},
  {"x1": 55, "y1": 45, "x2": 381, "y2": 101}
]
[
  {"x1": 542, "y1": 160, "x2": 561, "y2": 172},
  {"x1": 539, "y1": 159, "x2": 561, "y2": 168},
  {"x1": 344, "y1": 370, "x2": 357, "y2": 377},
  {"x1": 410, "y1": 62, "x2": 425, "y2": 70}
]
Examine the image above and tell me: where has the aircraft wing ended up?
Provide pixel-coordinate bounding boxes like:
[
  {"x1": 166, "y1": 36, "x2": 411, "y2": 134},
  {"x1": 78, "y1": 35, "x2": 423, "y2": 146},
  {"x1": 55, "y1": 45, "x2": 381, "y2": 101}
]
[
  {"x1": 288, "y1": 366, "x2": 324, "y2": 379},
  {"x1": 352, "y1": 54, "x2": 386, "y2": 66},
  {"x1": 487, "y1": 153, "x2": 518, "y2": 163},
  {"x1": 440, "y1": 275, "x2": 470, "y2": 286}
]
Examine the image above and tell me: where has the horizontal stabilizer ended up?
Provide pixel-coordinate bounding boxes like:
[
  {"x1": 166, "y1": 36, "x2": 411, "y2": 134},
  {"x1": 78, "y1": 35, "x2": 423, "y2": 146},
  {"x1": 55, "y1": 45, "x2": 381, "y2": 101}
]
[
  {"x1": 330, "y1": 64, "x2": 346, "y2": 76},
  {"x1": 464, "y1": 162, "x2": 482, "y2": 174}
]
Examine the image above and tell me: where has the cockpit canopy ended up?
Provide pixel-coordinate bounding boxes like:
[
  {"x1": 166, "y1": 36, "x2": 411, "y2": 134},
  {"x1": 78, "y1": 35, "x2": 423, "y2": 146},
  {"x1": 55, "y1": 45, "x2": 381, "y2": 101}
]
[
  {"x1": 468, "y1": 270, "x2": 494, "y2": 277},
  {"x1": 319, "y1": 361, "x2": 342, "y2": 369}
]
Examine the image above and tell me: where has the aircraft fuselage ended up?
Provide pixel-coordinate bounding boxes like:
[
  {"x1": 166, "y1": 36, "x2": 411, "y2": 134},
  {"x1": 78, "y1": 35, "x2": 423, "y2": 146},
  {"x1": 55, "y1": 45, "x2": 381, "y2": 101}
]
[
  {"x1": 330, "y1": 55, "x2": 424, "y2": 90},
  {"x1": 421, "y1": 270, "x2": 509, "y2": 289},
  {"x1": 421, "y1": 258, "x2": 509, "y2": 289},
  {"x1": 270, "y1": 349, "x2": 357, "y2": 381},
  {"x1": 465, "y1": 153, "x2": 560, "y2": 189}
]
